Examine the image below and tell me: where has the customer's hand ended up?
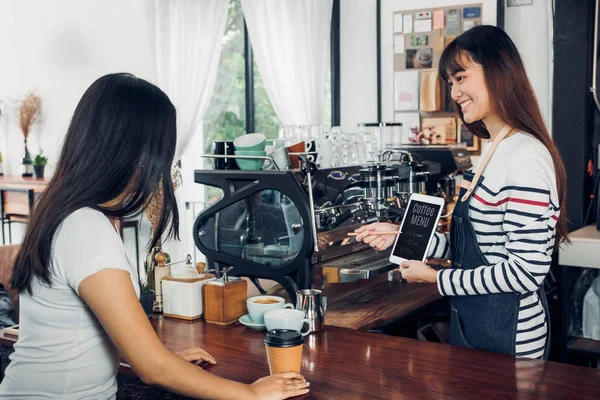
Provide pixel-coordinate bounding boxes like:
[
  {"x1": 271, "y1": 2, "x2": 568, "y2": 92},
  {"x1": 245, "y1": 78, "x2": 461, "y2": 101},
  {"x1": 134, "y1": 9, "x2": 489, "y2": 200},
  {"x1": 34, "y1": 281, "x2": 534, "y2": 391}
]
[
  {"x1": 400, "y1": 260, "x2": 438, "y2": 283},
  {"x1": 249, "y1": 372, "x2": 310, "y2": 399},
  {"x1": 175, "y1": 347, "x2": 217, "y2": 365},
  {"x1": 353, "y1": 222, "x2": 399, "y2": 251}
]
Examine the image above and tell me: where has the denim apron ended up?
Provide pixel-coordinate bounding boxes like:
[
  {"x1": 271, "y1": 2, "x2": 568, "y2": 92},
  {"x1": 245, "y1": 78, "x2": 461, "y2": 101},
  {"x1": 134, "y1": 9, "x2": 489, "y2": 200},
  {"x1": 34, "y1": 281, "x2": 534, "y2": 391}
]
[{"x1": 448, "y1": 126, "x2": 550, "y2": 359}]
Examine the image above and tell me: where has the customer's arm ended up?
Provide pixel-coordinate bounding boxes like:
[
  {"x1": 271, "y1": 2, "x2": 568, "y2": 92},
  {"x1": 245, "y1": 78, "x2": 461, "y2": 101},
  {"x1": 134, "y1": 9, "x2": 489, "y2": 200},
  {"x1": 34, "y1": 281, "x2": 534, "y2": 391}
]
[{"x1": 79, "y1": 269, "x2": 309, "y2": 400}]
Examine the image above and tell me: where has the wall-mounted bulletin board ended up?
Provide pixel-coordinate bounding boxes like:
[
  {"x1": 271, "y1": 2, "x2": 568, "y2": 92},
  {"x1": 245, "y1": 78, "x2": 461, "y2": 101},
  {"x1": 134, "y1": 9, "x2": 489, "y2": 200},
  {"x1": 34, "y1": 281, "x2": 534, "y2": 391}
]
[
  {"x1": 393, "y1": 5, "x2": 482, "y2": 72},
  {"x1": 379, "y1": 0, "x2": 498, "y2": 155}
]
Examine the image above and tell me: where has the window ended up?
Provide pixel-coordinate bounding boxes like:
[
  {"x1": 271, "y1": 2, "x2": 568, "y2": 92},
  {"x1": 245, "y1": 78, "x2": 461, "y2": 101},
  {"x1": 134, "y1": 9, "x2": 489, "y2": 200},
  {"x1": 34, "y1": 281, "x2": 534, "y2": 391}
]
[
  {"x1": 205, "y1": 0, "x2": 339, "y2": 148},
  {"x1": 202, "y1": 0, "x2": 339, "y2": 203},
  {"x1": 203, "y1": 0, "x2": 246, "y2": 155},
  {"x1": 253, "y1": 60, "x2": 279, "y2": 139}
]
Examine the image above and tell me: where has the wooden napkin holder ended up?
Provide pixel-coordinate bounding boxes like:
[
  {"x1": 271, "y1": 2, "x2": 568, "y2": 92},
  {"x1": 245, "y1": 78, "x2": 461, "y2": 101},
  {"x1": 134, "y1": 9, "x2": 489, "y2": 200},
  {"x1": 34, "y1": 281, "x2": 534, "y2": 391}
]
[{"x1": 203, "y1": 275, "x2": 247, "y2": 325}]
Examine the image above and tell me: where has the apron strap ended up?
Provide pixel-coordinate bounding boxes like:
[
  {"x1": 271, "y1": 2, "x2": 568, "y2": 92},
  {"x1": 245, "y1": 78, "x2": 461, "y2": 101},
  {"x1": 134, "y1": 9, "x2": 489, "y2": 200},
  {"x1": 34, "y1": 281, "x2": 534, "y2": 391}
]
[{"x1": 461, "y1": 125, "x2": 514, "y2": 203}]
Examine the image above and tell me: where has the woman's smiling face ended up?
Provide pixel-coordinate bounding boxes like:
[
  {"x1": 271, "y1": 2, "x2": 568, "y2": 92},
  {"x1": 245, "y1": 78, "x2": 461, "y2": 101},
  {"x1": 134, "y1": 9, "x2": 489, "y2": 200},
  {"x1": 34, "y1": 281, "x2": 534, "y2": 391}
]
[{"x1": 447, "y1": 57, "x2": 493, "y2": 124}]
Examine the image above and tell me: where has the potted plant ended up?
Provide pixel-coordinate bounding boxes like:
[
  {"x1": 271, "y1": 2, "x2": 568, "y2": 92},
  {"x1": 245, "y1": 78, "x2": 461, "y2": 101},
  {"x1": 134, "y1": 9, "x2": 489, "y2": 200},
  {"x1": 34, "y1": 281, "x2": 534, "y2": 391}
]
[
  {"x1": 33, "y1": 150, "x2": 47, "y2": 178},
  {"x1": 139, "y1": 281, "x2": 155, "y2": 318}
]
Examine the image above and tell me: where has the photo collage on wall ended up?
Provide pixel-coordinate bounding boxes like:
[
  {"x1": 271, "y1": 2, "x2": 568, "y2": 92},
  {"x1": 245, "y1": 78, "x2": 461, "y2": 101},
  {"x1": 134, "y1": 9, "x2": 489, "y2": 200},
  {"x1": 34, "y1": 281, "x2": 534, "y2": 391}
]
[{"x1": 392, "y1": 3, "x2": 482, "y2": 153}]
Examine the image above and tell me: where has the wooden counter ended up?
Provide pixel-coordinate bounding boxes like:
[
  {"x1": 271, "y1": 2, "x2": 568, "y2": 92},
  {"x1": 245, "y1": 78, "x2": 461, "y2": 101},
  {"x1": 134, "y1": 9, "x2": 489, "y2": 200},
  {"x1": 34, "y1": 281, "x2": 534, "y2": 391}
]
[
  {"x1": 323, "y1": 275, "x2": 442, "y2": 331},
  {"x1": 2, "y1": 316, "x2": 599, "y2": 399}
]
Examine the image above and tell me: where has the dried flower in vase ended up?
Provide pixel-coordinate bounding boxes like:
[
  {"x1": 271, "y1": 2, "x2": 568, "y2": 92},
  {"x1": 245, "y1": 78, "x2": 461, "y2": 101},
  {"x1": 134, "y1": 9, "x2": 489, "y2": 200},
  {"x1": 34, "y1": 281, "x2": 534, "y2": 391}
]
[
  {"x1": 17, "y1": 92, "x2": 41, "y2": 140},
  {"x1": 142, "y1": 164, "x2": 182, "y2": 300},
  {"x1": 144, "y1": 163, "x2": 182, "y2": 236}
]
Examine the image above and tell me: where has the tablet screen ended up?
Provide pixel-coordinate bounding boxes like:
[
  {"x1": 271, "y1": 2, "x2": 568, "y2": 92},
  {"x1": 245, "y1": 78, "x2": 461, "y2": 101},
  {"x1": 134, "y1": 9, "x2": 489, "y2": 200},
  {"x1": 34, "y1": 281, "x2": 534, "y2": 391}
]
[{"x1": 392, "y1": 199, "x2": 442, "y2": 261}]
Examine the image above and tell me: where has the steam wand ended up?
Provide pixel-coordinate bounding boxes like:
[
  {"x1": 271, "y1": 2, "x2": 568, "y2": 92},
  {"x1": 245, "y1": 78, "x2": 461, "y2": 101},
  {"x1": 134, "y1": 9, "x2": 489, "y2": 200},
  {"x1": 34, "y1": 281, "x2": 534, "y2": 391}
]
[{"x1": 299, "y1": 154, "x2": 319, "y2": 252}]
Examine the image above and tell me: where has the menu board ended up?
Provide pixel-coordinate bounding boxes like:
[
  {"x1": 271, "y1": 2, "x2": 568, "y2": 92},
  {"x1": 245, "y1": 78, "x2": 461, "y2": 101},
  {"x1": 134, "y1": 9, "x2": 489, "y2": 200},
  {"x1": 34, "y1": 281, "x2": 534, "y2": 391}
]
[{"x1": 392, "y1": 198, "x2": 442, "y2": 262}]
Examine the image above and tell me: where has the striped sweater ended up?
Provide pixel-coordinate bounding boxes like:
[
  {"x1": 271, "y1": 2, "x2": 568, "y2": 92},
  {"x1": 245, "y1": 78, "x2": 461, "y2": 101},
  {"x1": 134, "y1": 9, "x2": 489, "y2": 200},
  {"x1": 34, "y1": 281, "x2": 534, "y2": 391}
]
[{"x1": 429, "y1": 132, "x2": 559, "y2": 359}]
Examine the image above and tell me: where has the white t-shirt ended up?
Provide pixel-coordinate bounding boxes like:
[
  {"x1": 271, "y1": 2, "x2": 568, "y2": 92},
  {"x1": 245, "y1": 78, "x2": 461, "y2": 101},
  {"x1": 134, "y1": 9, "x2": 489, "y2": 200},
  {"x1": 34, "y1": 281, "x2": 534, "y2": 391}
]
[{"x1": 0, "y1": 208, "x2": 140, "y2": 399}]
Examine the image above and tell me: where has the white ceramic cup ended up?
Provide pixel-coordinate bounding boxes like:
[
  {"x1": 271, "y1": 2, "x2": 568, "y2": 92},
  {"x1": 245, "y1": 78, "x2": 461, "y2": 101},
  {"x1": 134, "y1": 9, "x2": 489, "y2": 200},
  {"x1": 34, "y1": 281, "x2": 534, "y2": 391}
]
[
  {"x1": 234, "y1": 133, "x2": 266, "y2": 150},
  {"x1": 272, "y1": 147, "x2": 291, "y2": 170},
  {"x1": 264, "y1": 309, "x2": 312, "y2": 336},
  {"x1": 272, "y1": 139, "x2": 286, "y2": 149},
  {"x1": 247, "y1": 295, "x2": 294, "y2": 324},
  {"x1": 317, "y1": 139, "x2": 333, "y2": 168}
]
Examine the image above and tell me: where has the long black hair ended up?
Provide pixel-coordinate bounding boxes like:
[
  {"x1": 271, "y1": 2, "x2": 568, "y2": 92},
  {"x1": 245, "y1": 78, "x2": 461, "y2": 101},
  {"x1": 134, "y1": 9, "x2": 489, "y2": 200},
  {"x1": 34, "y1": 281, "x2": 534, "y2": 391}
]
[
  {"x1": 438, "y1": 25, "x2": 568, "y2": 247},
  {"x1": 12, "y1": 73, "x2": 179, "y2": 294}
]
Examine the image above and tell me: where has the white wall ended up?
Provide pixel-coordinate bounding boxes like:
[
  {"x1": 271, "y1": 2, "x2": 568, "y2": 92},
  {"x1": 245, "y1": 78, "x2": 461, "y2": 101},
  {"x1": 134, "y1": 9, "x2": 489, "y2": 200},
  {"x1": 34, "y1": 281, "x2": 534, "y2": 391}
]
[
  {"x1": 504, "y1": 1, "x2": 551, "y2": 133},
  {"x1": 341, "y1": 1, "x2": 552, "y2": 133},
  {"x1": 0, "y1": 0, "x2": 156, "y2": 177},
  {"x1": 0, "y1": 0, "x2": 156, "y2": 258},
  {"x1": 339, "y1": 0, "x2": 378, "y2": 131}
]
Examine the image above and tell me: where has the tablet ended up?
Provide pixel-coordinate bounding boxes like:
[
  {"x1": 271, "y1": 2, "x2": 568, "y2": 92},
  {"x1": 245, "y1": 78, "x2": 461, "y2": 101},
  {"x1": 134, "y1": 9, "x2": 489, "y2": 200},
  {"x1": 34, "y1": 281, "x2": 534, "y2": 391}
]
[{"x1": 389, "y1": 193, "x2": 444, "y2": 265}]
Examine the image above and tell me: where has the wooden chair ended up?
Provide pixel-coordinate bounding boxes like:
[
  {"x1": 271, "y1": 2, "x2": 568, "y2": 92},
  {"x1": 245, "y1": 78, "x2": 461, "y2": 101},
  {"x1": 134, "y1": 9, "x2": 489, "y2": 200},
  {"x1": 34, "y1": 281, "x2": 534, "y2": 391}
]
[
  {"x1": 0, "y1": 245, "x2": 20, "y2": 324},
  {"x1": 0, "y1": 244, "x2": 20, "y2": 380},
  {"x1": 0, "y1": 189, "x2": 35, "y2": 245}
]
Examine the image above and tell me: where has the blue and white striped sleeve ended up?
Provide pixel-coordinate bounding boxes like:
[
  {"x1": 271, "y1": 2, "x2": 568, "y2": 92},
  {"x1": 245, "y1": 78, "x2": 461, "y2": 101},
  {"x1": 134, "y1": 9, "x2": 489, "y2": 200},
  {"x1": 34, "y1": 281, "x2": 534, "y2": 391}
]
[{"x1": 428, "y1": 231, "x2": 451, "y2": 259}]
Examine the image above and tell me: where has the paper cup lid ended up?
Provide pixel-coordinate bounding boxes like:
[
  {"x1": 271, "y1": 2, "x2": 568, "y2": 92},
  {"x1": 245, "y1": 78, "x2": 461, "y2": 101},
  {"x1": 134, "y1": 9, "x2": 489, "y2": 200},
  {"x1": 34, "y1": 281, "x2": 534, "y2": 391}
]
[{"x1": 264, "y1": 329, "x2": 304, "y2": 348}]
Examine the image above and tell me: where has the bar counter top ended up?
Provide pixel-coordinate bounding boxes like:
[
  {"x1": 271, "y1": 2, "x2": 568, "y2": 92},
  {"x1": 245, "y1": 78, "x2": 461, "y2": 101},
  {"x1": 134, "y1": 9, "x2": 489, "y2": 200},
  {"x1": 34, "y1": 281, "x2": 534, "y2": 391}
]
[
  {"x1": 5, "y1": 315, "x2": 595, "y2": 399},
  {"x1": 148, "y1": 317, "x2": 600, "y2": 399}
]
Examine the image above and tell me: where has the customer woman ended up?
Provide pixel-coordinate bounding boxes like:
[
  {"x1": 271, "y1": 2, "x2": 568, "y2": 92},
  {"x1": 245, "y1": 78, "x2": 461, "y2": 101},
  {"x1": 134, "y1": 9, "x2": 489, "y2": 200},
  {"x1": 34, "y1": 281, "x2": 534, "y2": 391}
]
[
  {"x1": 0, "y1": 74, "x2": 309, "y2": 399},
  {"x1": 355, "y1": 25, "x2": 567, "y2": 360}
]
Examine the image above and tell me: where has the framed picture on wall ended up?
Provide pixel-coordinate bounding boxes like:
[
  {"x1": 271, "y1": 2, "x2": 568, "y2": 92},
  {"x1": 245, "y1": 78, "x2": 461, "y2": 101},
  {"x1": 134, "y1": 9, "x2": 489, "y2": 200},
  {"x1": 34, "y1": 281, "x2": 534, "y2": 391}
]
[{"x1": 457, "y1": 120, "x2": 480, "y2": 152}]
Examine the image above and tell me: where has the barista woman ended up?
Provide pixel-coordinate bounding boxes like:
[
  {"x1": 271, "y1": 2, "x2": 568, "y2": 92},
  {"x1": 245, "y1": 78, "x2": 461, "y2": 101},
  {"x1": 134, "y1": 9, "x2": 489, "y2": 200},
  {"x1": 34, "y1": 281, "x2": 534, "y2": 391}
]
[
  {"x1": 355, "y1": 25, "x2": 567, "y2": 360},
  {"x1": 0, "y1": 74, "x2": 309, "y2": 399}
]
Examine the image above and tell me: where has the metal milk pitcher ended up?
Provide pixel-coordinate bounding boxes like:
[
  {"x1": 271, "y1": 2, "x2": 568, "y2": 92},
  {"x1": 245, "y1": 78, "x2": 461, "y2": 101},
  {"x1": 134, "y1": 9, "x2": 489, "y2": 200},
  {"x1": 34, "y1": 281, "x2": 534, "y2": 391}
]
[{"x1": 296, "y1": 289, "x2": 327, "y2": 332}]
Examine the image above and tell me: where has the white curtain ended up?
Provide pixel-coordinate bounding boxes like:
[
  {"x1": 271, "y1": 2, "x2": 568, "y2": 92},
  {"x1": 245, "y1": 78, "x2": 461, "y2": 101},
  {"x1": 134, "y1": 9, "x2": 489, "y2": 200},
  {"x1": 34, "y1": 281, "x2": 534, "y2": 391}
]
[
  {"x1": 241, "y1": 0, "x2": 333, "y2": 125},
  {"x1": 153, "y1": 0, "x2": 228, "y2": 261},
  {"x1": 154, "y1": 0, "x2": 228, "y2": 159}
]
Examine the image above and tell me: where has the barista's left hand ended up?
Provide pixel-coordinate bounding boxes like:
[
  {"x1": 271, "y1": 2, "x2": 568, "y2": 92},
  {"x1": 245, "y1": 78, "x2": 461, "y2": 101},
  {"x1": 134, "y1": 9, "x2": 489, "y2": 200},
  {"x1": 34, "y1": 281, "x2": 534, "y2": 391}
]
[
  {"x1": 400, "y1": 260, "x2": 438, "y2": 284},
  {"x1": 176, "y1": 347, "x2": 217, "y2": 366}
]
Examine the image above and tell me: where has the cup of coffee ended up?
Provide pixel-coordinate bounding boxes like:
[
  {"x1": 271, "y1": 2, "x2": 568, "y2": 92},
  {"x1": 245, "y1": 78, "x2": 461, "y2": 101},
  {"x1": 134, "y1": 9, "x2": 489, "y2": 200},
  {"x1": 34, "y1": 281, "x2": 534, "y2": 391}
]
[
  {"x1": 264, "y1": 309, "x2": 311, "y2": 336},
  {"x1": 264, "y1": 329, "x2": 304, "y2": 375},
  {"x1": 247, "y1": 296, "x2": 294, "y2": 324}
]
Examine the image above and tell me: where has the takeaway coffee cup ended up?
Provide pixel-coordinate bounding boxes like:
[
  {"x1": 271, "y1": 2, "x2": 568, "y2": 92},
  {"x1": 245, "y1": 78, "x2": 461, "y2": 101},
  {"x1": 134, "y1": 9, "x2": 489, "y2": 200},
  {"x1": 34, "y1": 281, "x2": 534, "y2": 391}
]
[
  {"x1": 264, "y1": 329, "x2": 304, "y2": 374},
  {"x1": 247, "y1": 295, "x2": 294, "y2": 324}
]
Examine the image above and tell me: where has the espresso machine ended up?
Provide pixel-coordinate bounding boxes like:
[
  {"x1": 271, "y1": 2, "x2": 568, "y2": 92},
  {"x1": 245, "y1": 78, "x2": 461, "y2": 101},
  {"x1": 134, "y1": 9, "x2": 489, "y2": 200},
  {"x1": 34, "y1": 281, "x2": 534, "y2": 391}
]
[
  {"x1": 400, "y1": 145, "x2": 472, "y2": 195},
  {"x1": 193, "y1": 153, "x2": 437, "y2": 302}
]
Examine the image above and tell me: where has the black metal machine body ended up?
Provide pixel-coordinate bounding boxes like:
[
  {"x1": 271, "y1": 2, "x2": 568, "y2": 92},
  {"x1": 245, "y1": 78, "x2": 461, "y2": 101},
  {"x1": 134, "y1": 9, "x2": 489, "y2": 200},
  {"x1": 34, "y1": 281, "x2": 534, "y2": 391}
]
[
  {"x1": 193, "y1": 169, "x2": 314, "y2": 301},
  {"x1": 400, "y1": 145, "x2": 472, "y2": 195},
  {"x1": 193, "y1": 156, "x2": 436, "y2": 301}
]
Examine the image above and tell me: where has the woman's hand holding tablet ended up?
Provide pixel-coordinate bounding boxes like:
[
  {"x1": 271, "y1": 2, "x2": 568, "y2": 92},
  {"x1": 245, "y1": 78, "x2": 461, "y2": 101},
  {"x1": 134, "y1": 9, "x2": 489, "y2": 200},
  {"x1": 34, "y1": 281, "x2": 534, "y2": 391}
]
[
  {"x1": 388, "y1": 193, "x2": 445, "y2": 265},
  {"x1": 399, "y1": 260, "x2": 438, "y2": 283}
]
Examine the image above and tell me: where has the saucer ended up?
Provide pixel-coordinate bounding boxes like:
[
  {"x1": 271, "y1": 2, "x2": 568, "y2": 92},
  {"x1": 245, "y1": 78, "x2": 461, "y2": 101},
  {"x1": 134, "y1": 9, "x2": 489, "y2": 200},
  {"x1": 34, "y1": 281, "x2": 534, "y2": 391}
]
[{"x1": 239, "y1": 314, "x2": 266, "y2": 330}]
